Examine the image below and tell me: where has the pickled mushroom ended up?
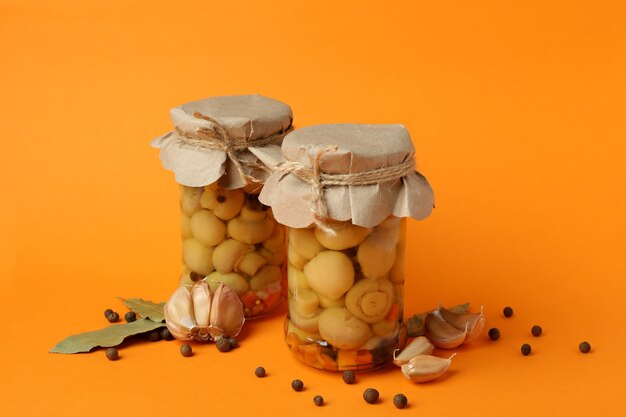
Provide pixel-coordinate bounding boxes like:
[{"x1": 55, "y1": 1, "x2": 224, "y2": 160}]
[
  {"x1": 345, "y1": 278, "x2": 395, "y2": 324},
  {"x1": 318, "y1": 307, "x2": 372, "y2": 350},
  {"x1": 303, "y1": 251, "x2": 355, "y2": 300},
  {"x1": 314, "y1": 223, "x2": 372, "y2": 250},
  {"x1": 190, "y1": 209, "x2": 227, "y2": 247}
]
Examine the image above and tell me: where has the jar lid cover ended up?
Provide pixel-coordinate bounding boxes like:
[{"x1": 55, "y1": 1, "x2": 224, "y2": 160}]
[
  {"x1": 257, "y1": 124, "x2": 434, "y2": 228},
  {"x1": 152, "y1": 94, "x2": 293, "y2": 189}
]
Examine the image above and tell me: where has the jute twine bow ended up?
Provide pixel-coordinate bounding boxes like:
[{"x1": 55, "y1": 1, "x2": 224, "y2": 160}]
[
  {"x1": 274, "y1": 146, "x2": 417, "y2": 228},
  {"x1": 174, "y1": 112, "x2": 290, "y2": 184}
]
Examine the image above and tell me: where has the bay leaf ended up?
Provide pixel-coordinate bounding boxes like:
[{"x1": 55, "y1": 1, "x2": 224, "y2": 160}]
[
  {"x1": 120, "y1": 298, "x2": 166, "y2": 323},
  {"x1": 50, "y1": 319, "x2": 164, "y2": 354},
  {"x1": 406, "y1": 303, "x2": 470, "y2": 337}
]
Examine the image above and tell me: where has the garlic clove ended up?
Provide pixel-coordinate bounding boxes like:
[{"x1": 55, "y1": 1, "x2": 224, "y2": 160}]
[
  {"x1": 191, "y1": 280, "x2": 212, "y2": 327},
  {"x1": 424, "y1": 312, "x2": 467, "y2": 349},
  {"x1": 209, "y1": 283, "x2": 245, "y2": 339},
  {"x1": 401, "y1": 353, "x2": 456, "y2": 383},
  {"x1": 439, "y1": 305, "x2": 486, "y2": 344},
  {"x1": 393, "y1": 336, "x2": 434, "y2": 366},
  {"x1": 164, "y1": 286, "x2": 197, "y2": 340}
]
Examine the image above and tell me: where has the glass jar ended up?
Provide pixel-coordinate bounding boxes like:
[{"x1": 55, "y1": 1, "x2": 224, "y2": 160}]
[
  {"x1": 153, "y1": 95, "x2": 293, "y2": 318},
  {"x1": 285, "y1": 217, "x2": 407, "y2": 371},
  {"x1": 259, "y1": 123, "x2": 434, "y2": 370},
  {"x1": 178, "y1": 183, "x2": 286, "y2": 317}
]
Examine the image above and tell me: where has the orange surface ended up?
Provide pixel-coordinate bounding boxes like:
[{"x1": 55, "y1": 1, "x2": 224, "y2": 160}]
[{"x1": 1, "y1": 1, "x2": 625, "y2": 416}]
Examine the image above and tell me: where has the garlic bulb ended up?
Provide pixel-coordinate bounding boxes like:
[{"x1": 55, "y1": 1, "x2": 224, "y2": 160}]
[{"x1": 164, "y1": 280, "x2": 245, "y2": 342}]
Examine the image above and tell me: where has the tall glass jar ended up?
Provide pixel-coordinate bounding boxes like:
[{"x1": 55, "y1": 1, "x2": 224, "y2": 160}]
[
  {"x1": 153, "y1": 95, "x2": 293, "y2": 318},
  {"x1": 285, "y1": 217, "x2": 407, "y2": 371},
  {"x1": 259, "y1": 124, "x2": 434, "y2": 370}
]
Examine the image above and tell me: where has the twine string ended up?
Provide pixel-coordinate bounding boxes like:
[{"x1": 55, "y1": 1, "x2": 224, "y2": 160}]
[
  {"x1": 274, "y1": 147, "x2": 416, "y2": 227},
  {"x1": 174, "y1": 111, "x2": 288, "y2": 183}
]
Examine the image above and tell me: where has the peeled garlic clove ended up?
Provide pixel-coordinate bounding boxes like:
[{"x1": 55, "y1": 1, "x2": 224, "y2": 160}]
[
  {"x1": 209, "y1": 283, "x2": 245, "y2": 339},
  {"x1": 393, "y1": 336, "x2": 434, "y2": 366},
  {"x1": 190, "y1": 280, "x2": 211, "y2": 327},
  {"x1": 439, "y1": 305, "x2": 486, "y2": 344},
  {"x1": 424, "y1": 312, "x2": 467, "y2": 349},
  {"x1": 401, "y1": 354, "x2": 456, "y2": 383},
  {"x1": 164, "y1": 287, "x2": 197, "y2": 340}
]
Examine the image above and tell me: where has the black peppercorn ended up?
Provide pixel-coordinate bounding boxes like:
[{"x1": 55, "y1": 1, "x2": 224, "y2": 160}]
[
  {"x1": 531, "y1": 325, "x2": 542, "y2": 337},
  {"x1": 104, "y1": 308, "x2": 113, "y2": 318},
  {"x1": 227, "y1": 337, "x2": 238, "y2": 349},
  {"x1": 180, "y1": 343, "x2": 193, "y2": 357},
  {"x1": 579, "y1": 341, "x2": 591, "y2": 353},
  {"x1": 393, "y1": 393, "x2": 408, "y2": 409},
  {"x1": 313, "y1": 395, "x2": 324, "y2": 406},
  {"x1": 160, "y1": 328, "x2": 173, "y2": 341},
  {"x1": 488, "y1": 327, "x2": 500, "y2": 341},
  {"x1": 291, "y1": 379, "x2": 304, "y2": 392},
  {"x1": 124, "y1": 311, "x2": 137, "y2": 323},
  {"x1": 106, "y1": 312, "x2": 119, "y2": 323},
  {"x1": 342, "y1": 370, "x2": 356, "y2": 384},
  {"x1": 363, "y1": 388, "x2": 379, "y2": 404},
  {"x1": 105, "y1": 347, "x2": 119, "y2": 361},
  {"x1": 216, "y1": 195, "x2": 226, "y2": 203},
  {"x1": 216, "y1": 338, "x2": 231, "y2": 352},
  {"x1": 147, "y1": 330, "x2": 161, "y2": 342},
  {"x1": 503, "y1": 306, "x2": 514, "y2": 317},
  {"x1": 255, "y1": 366, "x2": 266, "y2": 378},
  {"x1": 521, "y1": 343, "x2": 532, "y2": 356}
]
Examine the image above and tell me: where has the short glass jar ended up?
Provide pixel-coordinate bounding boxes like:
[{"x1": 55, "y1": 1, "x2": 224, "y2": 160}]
[
  {"x1": 178, "y1": 183, "x2": 286, "y2": 317},
  {"x1": 259, "y1": 123, "x2": 434, "y2": 370},
  {"x1": 153, "y1": 95, "x2": 293, "y2": 318}
]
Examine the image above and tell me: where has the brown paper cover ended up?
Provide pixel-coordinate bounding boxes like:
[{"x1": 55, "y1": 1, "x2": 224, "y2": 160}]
[
  {"x1": 152, "y1": 95, "x2": 293, "y2": 189},
  {"x1": 257, "y1": 124, "x2": 434, "y2": 228}
]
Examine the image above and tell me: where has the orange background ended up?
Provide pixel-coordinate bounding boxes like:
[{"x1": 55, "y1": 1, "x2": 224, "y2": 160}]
[{"x1": 1, "y1": 1, "x2": 625, "y2": 416}]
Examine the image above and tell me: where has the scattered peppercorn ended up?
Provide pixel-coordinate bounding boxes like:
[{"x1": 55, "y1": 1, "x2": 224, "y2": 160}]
[
  {"x1": 521, "y1": 343, "x2": 532, "y2": 356},
  {"x1": 291, "y1": 379, "x2": 304, "y2": 392},
  {"x1": 313, "y1": 395, "x2": 324, "y2": 406},
  {"x1": 363, "y1": 388, "x2": 379, "y2": 404},
  {"x1": 255, "y1": 366, "x2": 266, "y2": 378},
  {"x1": 216, "y1": 195, "x2": 226, "y2": 203},
  {"x1": 124, "y1": 311, "x2": 137, "y2": 323},
  {"x1": 342, "y1": 370, "x2": 356, "y2": 384},
  {"x1": 227, "y1": 337, "x2": 238, "y2": 349},
  {"x1": 393, "y1": 394, "x2": 408, "y2": 409},
  {"x1": 488, "y1": 328, "x2": 500, "y2": 341},
  {"x1": 106, "y1": 312, "x2": 119, "y2": 323},
  {"x1": 180, "y1": 343, "x2": 193, "y2": 357},
  {"x1": 105, "y1": 347, "x2": 119, "y2": 361},
  {"x1": 147, "y1": 330, "x2": 161, "y2": 342},
  {"x1": 160, "y1": 328, "x2": 173, "y2": 341},
  {"x1": 104, "y1": 308, "x2": 113, "y2": 318},
  {"x1": 579, "y1": 341, "x2": 591, "y2": 353},
  {"x1": 531, "y1": 325, "x2": 542, "y2": 337},
  {"x1": 503, "y1": 306, "x2": 514, "y2": 317},
  {"x1": 216, "y1": 338, "x2": 231, "y2": 352}
]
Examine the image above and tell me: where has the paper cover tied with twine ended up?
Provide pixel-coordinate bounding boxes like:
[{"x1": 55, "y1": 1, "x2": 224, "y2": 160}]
[
  {"x1": 151, "y1": 95, "x2": 293, "y2": 189},
  {"x1": 257, "y1": 124, "x2": 435, "y2": 229}
]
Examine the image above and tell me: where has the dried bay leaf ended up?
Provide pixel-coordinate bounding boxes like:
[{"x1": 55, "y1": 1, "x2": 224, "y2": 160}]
[
  {"x1": 406, "y1": 303, "x2": 470, "y2": 337},
  {"x1": 120, "y1": 298, "x2": 166, "y2": 323},
  {"x1": 50, "y1": 319, "x2": 164, "y2": 354}
]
